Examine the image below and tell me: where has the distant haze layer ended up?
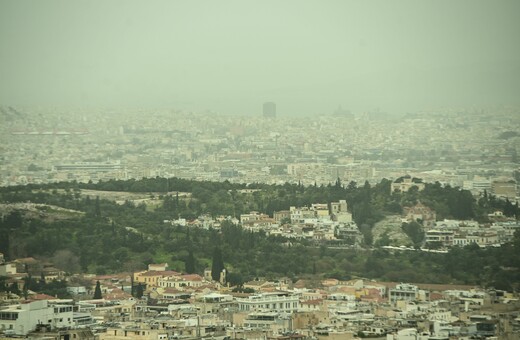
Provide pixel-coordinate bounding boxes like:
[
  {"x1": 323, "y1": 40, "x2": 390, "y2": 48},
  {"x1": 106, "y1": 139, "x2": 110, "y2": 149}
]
[{"x1": 0, "y1": 0, "x2": 519, "y2": 115}]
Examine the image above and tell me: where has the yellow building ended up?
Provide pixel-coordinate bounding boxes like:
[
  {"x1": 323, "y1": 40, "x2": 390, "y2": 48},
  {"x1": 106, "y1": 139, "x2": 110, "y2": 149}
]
[{"x1": 133, "y1": 270, "x2": 180, "y2": 288}]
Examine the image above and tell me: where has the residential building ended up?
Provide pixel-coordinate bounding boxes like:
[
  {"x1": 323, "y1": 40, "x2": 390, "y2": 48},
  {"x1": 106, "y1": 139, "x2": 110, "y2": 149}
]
[
  {"x1": 236, "y1": 293, "x2": 300, "y2": 314},
  {"x1": 273, "y1": 210, "x2": 290, "y2": 223},
  {"x1": 289, "y1": 206, "x2": 315, "y2": 223},
  {"x1": 158, "y1": 274, "x2": 205, "y2": 290},
  {"x1": 0, "y1": 300, "x2": 74, "y2": 336},
  {"x1": 425, "y1": 230, "x2": 454, "y2": 247},
  {"x1": 389, "y1": 283, "x2": 428, "y2": 303},
  {"x1": 0, "y1": 262, "x2": 16, "y2": 276},
  {"x1": 240, "y1": 211, "x2": 271, "y2": 223},
  {"x1": 133, "y1": 270, "x2": 180, "y2": 288},
  {"x1": 330, "y1": 200, "x2": 352, "y2": 222},
  {"x1": 241, "y1": 312, "x2": 291, "y2": 333}
]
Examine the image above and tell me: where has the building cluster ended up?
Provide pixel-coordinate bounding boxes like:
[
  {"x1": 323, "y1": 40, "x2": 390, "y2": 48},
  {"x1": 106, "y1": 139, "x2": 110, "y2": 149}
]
[
  {"x1": 165, "y1": 197, "x2": 520, "y2": 250},
  {"x1": 395, "y1": 198, "x2": 520, "y2": 250},
  {"x1": 1, "y1": 257, "x2": 520, "y2": 339},
  {"x1": 1, "y1": 107, "x2": 518, "y2": 202},
  {"x1": 423, "y1": 220, "x2": 520, "y2": 249},
  {"x1": 235, "y1": 201, "x2": 362, "y2": 245}
]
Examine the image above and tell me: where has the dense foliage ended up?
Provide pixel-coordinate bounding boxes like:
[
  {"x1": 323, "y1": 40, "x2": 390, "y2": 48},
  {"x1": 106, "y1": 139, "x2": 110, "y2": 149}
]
[
  {"x1": 0, "y1": 177, "x2": 519, "y2": 291},
  {"x1": 0, "y1": 274, "x2": 69, "y2": 298}
]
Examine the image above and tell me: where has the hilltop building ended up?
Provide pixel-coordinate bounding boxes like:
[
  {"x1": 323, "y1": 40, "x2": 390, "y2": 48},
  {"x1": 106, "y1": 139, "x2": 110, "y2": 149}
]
[
  {"x1": 391, "y1": 175, "x2": 425, "y2": 193},
  {"x1": 403, "y1": 202, "x2": 436, "y2": 228},
  {"x1": 330, "y1": 200, "x2": 352, "y2": 222}
]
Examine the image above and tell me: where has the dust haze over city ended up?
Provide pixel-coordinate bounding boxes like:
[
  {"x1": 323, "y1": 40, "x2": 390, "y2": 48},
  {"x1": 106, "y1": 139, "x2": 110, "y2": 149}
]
[
  {"x1": 1, "y1": 0, "x2": 520, "y2": 114},
  {"x1": 1, "y1": 1, "x2": 520, "y2": 340}
]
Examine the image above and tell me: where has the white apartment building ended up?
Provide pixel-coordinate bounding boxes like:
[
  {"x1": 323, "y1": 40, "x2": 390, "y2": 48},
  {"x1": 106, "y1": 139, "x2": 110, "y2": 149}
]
[
  {"x1": 289, "y1": 206, "x2": 316, "y2": 223},
  {"x1": 242, "y1": 312, "x2": 291, "y2": 333},
  {"x1": 388, "y1": 283, "x2": 427, "y2": 303},
  {"x1": 0, "y1": 300, "x2": 74, "y2": 336},
  {"x1": 425, "y1": 230, "x2": 454, "y2": 247},
  {"x1": 0, "y1": 262, "x2": 16, "y2": 276},
  {"x1": 236, "y1": 293, "x2": 300, "y2": 313}
]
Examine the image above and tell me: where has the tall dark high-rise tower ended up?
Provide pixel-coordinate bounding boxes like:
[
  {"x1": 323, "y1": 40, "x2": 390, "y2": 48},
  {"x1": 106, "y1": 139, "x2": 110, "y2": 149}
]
[{"x1": 263, "y1": 102, "x2": 276, "y2": 118}]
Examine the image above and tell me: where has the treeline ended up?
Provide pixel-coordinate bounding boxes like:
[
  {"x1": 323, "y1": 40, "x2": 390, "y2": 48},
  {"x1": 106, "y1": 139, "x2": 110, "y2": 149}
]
[{"x1": 2, "y1": 177, "x2": 518, "y2": 225}]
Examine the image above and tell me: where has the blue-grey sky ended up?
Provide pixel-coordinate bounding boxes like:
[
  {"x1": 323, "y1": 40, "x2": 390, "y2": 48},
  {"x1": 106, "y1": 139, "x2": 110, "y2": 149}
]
[{"x1": 0, "y1": 0, "x2": 519, "y2": 115}]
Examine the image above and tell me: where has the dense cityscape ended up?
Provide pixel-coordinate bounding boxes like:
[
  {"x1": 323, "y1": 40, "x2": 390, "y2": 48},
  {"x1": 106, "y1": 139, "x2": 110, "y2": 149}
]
[
  {"x1": 1, "y1": 0, "x2": 520, "y2": 339},
  {"x1": 1, "y1": 106, "x2": 518, "y2": 191},
  {"x1": 0, "y1": 106, "x2": 519, "y2": 340}
]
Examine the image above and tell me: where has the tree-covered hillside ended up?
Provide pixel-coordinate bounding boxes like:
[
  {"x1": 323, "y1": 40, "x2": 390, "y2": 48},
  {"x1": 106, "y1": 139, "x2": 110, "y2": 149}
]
[{"x1": 0, "y1": 177, "x2": 519, "y2": 291}]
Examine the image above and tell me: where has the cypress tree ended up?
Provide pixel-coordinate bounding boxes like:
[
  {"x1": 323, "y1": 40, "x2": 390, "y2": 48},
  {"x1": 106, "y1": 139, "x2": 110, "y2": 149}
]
[
  {"x1": 135, "y1": 283, "x2": 144, "y2": 299},
  {"x1": 93, "y1": 280, "x2": 102, "y2": 299},
  {"x1": 211, "y1": 247, "x2": 224, "y2": 282},
  {"x1": 94, "y1": 196, "x2": 101, "y2": 217},
  {"x1": 185, "y1": 249, "x2": 196, "y2": 274}
]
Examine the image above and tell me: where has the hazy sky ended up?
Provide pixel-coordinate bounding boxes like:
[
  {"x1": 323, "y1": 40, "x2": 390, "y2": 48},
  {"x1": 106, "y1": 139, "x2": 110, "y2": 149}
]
[{"x1": 1, "y1": 0, "x2": 519, "y2": 115}]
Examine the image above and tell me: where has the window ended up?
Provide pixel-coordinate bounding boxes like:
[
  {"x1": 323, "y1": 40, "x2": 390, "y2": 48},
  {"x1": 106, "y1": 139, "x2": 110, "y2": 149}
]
[{"x1": 0, "y1": 312, "x2": 18, "y2": 320}]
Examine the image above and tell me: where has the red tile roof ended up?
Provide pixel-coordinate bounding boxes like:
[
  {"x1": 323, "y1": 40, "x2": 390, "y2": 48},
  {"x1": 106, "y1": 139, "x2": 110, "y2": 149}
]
[
  {"x1": 29, "y1": 293, "x2": 56, "y2": 301},
  {"x1": 181, "y1": 274, "x2": 203, "y2": 281},
  {"x1": 139, "y1": 270, "x2": 180, "y2": 277},
  {"x1": 103, "y1": 288, "x2": 132, "y2": 301}
]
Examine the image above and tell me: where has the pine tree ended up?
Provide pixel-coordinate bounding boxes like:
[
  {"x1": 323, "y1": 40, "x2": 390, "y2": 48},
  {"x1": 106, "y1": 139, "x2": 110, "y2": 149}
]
[{"x1": 93, "y1": 280, "x2": 102, "y2": 299}]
